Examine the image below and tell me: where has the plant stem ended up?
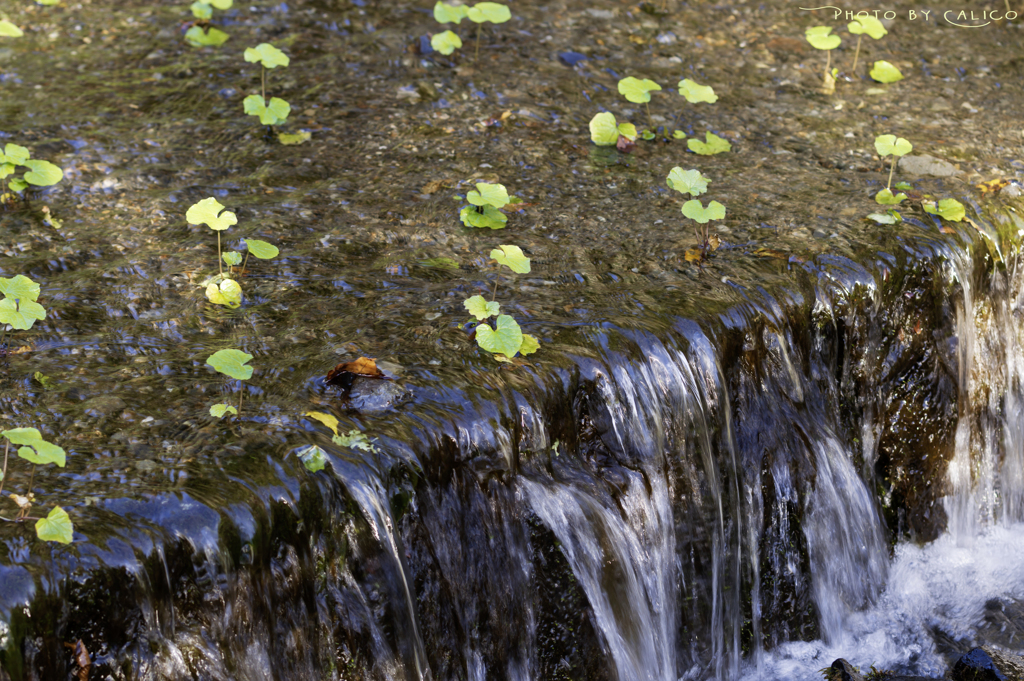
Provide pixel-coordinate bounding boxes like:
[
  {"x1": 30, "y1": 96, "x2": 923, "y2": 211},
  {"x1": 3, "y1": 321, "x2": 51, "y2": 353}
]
[
  {"x1": 851, "y1": 35, "x2": 862, "y2": 74},
  {"x1": 238, "y1": 385, "x2": 244, "y2": 415},
  {"x1": 0, "y1": 441, "x2": 9, "y2": 499},
  {"x1": 825, "y1": 50, "x2": 832, "y2": 81},
  {"x1": 241, "y1": 251, "x2": 251, "y2": 276},
  {"x1": 27, "y1": 464, "x2": 36, "y2": 496},
  {"x1": 217, "y1": 231, "x2": 223, "y2": 277},
  {"x1": 475, "y1": 23, "x2": 482, "y2": 62},
  {"x1": 887, "y1": 156, "x2": 897, "y2": 190},
  {"x1": 261, "y1": 65, "x2": 266, "y2": 102},
  {"x1": 645, "y1": 101, "x2": 655, "y2": 134},
  {"x1": 491, "y1": 276, "x2": 499, "y2": 302}
]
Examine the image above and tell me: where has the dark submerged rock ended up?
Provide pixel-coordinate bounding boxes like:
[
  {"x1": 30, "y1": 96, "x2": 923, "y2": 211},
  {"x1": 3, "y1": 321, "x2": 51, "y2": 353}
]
[
  {"x1": 831, "y1": 658, "x2": 866, "y2": 681},
  {"x1": 952, "y1": 648, "x2": 1007, "y2": 681}
]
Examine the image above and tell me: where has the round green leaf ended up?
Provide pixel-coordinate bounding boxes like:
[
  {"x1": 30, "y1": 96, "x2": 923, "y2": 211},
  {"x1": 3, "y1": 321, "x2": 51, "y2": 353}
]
[
  {"x1": 490, "y1": 245, "x2": 530, "y2": 273},
  {"x1": 244, "y1": 238, "x2": 279, "y2": 260},
  {"x1": 666, "y1": 167, "x2": 709, "y2": 197},
  {"x1": 0, "y1": 20, "x2": 23, "y2": 37},
  {"x1": 870, "y1": 60, "x2": 903, "y2": 83},
  {"x1": 434, "y1": 1, "x2": 467, "y2": 23},
  {"x1": 187, "y1": 197, "x2": 237, "y2": 231},
  {"x1": 17, "y1": 440, "x2": 66, "y2": 467},
  {"x1": 617, "y1": 122, "x2": 637, "y2": 141},
  {"x1": 244, "y1": 43, "x2": 289, "y2": 69},
  {"x1": 875, "y1": 188, "x2": 907, "y2": 205},
  {"x1": 23, "y1": 160, "x2": 63, "y2": 186},
  {"x1": 190, "y1": 2, "x2": 213, "y2": 19},
  {"x1": 923, "y1": 198, "x2": 966, "y2": 222},
  {"x1": 672, "y1": 130, "x2": 686, "y2": 140},
  {"x1": 0, "y1": 163, "x2": 15, "y2": 180},
  {"x1": 848, "y1": 15, "x2": 887, "y2": 39},
  {"x1": 210, "y1": 403, "x2": 238, "y2": 418},
  {"x1": 0, "y1": 275, "x2": 41, "y2": 302},
  {"x1": 867, "y1": 211, "x2": 901, "y2": 224},
  {"x1": 431, "y1": 29, "x2": 462, "y2": 55},
  {"x1": 210, "y1": 0, "x2": 232, "y2": 8},
  {"x1": 8, "y1": 178, "x2": 27, "y2": 193},
  {"x1": 476, "y1": 315, "x2": 523, "y2": 356},
  {"x1": 678, "y1": 79, "x2": 718, "y2": 104},
  {"x1": 0, "y1": 298, "x2": 46, "y2": 330},
  {"x1": 589, "y1": 112, "x2": 619, "y2": 146},
  {"x1": 222, "y1": 251, "x2": 242, "y2": 266},
  {"x1": 277, "y1": 131, "x2": 311, "y2": 145},
  {"x1": 805, "y1": 26, "x2": 841, "y2": 50},
  {"x1": 466, "y1": 2, "x2": 511, "y2": 23},
  {"x1": 519, "y1": 333, "x2": 540, "y2": 356},
  {"x1": 681, "y1": 199, "x2": 726, "y2": 224},
  {"x1": 687, "y1": 132, "x2": 731, "y2": 155},
  {"x1": 206, "y1": 277, "x2": 242, "y2": 308},
  {"x1": 185, "y1": 26, "x2": 229, "y2": 47},
  {"x1": 874, "y1": 134, "x2": 912, "y2": 157},
  {"x1": 36, "y1": 506, "x2": 73, "y2": 544},
  {"x1": 3, "y1": 144, "x2": 30, "y2": 165},
  {"x1": 299, "y1": 445, "x2": 327, "y2": 472},
  {"x1": 467, "y1": 182, "x2": 509, "y2": 208},
  {"x1": 464, "y1": 295, "x2": 499, "y2": 320},
  {"x1": 460, "y1": 205, "x2": 507, "y2": 229},
  {"x1": 618, "y1": 77, "x2": 662, "y2": 104},
  {"x1": 207, "y1": 348, "x2": 253, "y2": 380},
  {"x1": 243, "y1": 95, "x2": 291, "y2": 126}
]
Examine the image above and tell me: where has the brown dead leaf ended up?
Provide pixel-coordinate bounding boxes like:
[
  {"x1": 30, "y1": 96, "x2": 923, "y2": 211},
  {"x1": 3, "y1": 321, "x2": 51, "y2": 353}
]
[
  {"x1": 684, "y1": 249, "x2": 704, "y2": 263},
  {"x1": 707, "y1": 234, "x2": 721, "y2": 251},
  {"x1": 977, "y1": 178, "x2": 1010, "y2": 195},
  {"x1": 325, "y1": 357, "x2": 386, "y2": 389},
  {"x1": 65, "y1": 640, "x2": 90, "y2": 681}
]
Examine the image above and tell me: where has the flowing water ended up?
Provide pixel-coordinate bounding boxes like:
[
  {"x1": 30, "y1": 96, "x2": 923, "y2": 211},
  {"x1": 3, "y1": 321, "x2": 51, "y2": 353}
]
[{"x1": 3, "y1": 0, "x2": 1024, "y2": 678}]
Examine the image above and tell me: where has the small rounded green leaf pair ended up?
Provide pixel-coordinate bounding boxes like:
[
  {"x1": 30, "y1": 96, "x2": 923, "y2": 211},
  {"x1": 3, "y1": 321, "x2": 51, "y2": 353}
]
[
  {"x1": 806, "y1": 26, "x2": 841, "y2": 50},
  {"x1": 0, "y1": 275, "x2": 41, "y2": 302},
  {"x1": 431, "y1": 30, "x2": 463, "y2": 55},
  {"x1": 244, "y1": 238, "x2": 279, "y2": 259},
  {"x1": 466, "y1": 2, "x2": 511, "y2": 24},
  {"x1": 589, "y1": 112, "x2": 638, "y2": 145},
  {"x1": 464, "y1": 295, "x2": 500, "y2": 320},
  {"x1": 244, "y1": 43, "x2": 289, "y2": 69},
  {"x1": 678, "y1": 79, "x2": 717, "y2": 104},
  {"x1": 3, "y1": 428, "x2": 66, "y2": 467},
  {"x1": 870, "y1": 60, "x2": 903, "y2": 83},
  {"x1": 875, "y1": 188, "x2": 906, "y2": 205},
  {"x1": 207, "y1": 348, "x2": 253, "y2": 380},
  {"x1": 210, "y1": 403, "x2": 238, "y2": 418},
  {"x1": 618, "y1": 77, "x2": 661, "y2": 104},
  {"x1": 206, "y1": 277, "x2": 242, "y2": 307},
  {"x1": 923, "y1": 198, "x2": 966, "y2": 222},
  {"x1": 874, "y1": 134, "x2": 912, "y2": 157},
  {"x1": 687, "y1": 132, "x2": 731, "y2": 155},
  {"x1": 490, "y1": 245, "x2": 530, "y2": 273},
  {"x1": 0, "y1": 20, "x2": 23, "y2": 37},
  {"x1": 36, "y1": 506, "x2": 73, "y2": 544},
  {"x1": 23, "y1": 160, "x2": 63, "y2": 186},
  {"x1": 187, "y1": 197, "x2": 237, "y2": 231},
  {"x1": 185, "y1": 26, "x2": 230, "y2": 47},
  {"x1": 243, "y1": 95, "x2": 291, "y2": 126},
  {"x1": 666, "y1": 168, "x2": 709, "y2": 197},
  {"x1": 434, "y1": 1, "x2": 468, "y2": 23},
  {"x1": 848, "y1": 15, "x2": 887, "y2": 39},
  {"x1": 682, "y1": 199, "x2": 726, "y2": 224}
]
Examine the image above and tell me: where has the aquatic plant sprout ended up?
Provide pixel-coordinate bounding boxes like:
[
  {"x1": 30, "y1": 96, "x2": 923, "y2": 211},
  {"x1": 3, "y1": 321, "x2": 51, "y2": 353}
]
[
  {"x1": 589, "y1": 112, "x2": 637, "y2": 146},
  {"x1": 618, "y1": 77, "x2": 662, "y2": 131},
  {"x1": 460, "y1": 182, "x2": 514, "y2": 229},
  {"x1": 870, "y1": 60, "x2": 903, "y2": 83},
  {"x1": 0, "y1": 275, "x2": 46, "y2": 332},
  {"x1": 243, "y1": 43, "x2": 291, "y2": 127},
  {"x1": 847, "y1": 15, "x2": 886, "y2": 73},
  {"x1": 0, "y1": 428, "x2": 71, "y2": 543},
  {"x1": 874, "y1": 134, "x2": 912, "y2": 193},
  {"x1": 0, "y1": 143, "x2": 64, "y2": 197},
  {"x1": 687, "y1": 132, "x2": 731, "y2": 155},
  {"x1": 207, "y1": 348, "x2": 254, "y2": 416},
  {"x1": 431, "y1": 30, "x2": 462, "y2": 55},
  {"x1": 924, "y1": 198, "x2": 966, "y2": 222},
  {"x1": 666, "y1": 168, "x2": 709, "y2": 197},
  {"x1": 805, "y1": 26, "x2": 841, "y2": 90},
  {"x1": 682, "y1": 199, "x2": 726, "y2": 223},
  {"x1": 461, "y1": 1, "x2": 511, "y2": 60}
]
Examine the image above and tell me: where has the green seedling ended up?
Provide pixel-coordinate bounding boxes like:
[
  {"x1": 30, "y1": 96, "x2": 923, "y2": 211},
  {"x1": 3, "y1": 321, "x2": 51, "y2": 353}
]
[
  {"x1": 305, "y1": 411, "x2": 379, "y2": 453},
  {"x1": 186, "y1": 197, "x2": 244, "y2": 308},
  {"x1": 465, "y1": 245, "x2": 539, "y2": 358},
  {"x1": 207, "y1": 348, "x2": 253, "y2": 416},
  {"x1": 678, "y1": 183, "x2": 725, "y2": 265},
  {"x1": 243, "y1": 43, "x2": 291, "y2": 128},
  {"x1": 432, "y1": 30, "x2": 463, "y2": 55},
  {"x1": 923, "y1": 198, "x2": 966, "y2": 222},
  {"x1": 0, "y1": 275, "x2": 46, "y2": 337},
  {"x1": 666, "y1": 167, "x2": 709, "y2": 197},
  {"x1": 687, "y1": 132, "x2": 731, "y2": 155},
  {"x1": 0, "y1": 20, "x2": 23, "y2": 37},
  {"x1": 805, "y1": 26, "x2": 841, "y2": 91},
  {"x1": 676, "y1": 79, "x2": 717, "y2": 138},
  {"x1": 847, "y1": 15, "x2": 886, "y2": 73},
  {"x1": 874, "y1": 134, "x2": 912, "y2": 198},
  {"x1": 0, "y1": 143, "x2": 64, "y2": 202},
  {"x1": 870, "y1": 60, "x2": 903, "y2": 83},
  {"x1": 866, "y1": 209, "x2": 902, "y2": 224},
  {"x1": 460, "y1": 181, "x2": 521, "y2": 229},
  {"x1": 589, "y1": 112, "x2": 637, "y2": 147},
  {"x1": 222, "y1": 238, "x2": 279, "y2": 276},
  {"x1": 465, "y1": 2, "x2": 511, "y2": 61},
  {"x1": 1, "y1": 428, "x2": 71, "y2": 543},
  {"x1": 618, "y1": 76, "x2": 662, "y2": 133},
  {"x1": 186, "y1": 25, "x2": 229, "y2": 47}
]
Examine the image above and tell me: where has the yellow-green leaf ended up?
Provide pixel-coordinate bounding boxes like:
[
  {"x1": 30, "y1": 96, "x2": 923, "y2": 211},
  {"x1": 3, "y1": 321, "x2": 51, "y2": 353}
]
[
  {"x1": 519, "y1": 333, "x2": 540, "y2": 356},
  {"x1": 923, "y1": 198, "x2": 966, "y2": 222},
  {"x1": 434, "y1": 1, "x2": 468, "y2": 23},
  {"x1": 187, "y1": 197, "x2": 237, "y2": 231},
  {"x1": 466, "y1": 2, "x2": 511, "y2": 23},
  {"x1": 476, "y1": 314, "x2": 523, "y2": 356},
  {"x1": 305, "y1": 411, "x2": 340, "y2": 435},
  {"x1": 678, "y1": 79, "x2": 717, "y2": 104},
  {"x1": 0, "y1": 298, "x2": 46, "y2": 330},
  {"x1": 806, "y1": 25, "x2": 841, "y2": 50},
  {"x1": 23, "y1": 160, "x2": 62, "y2": 186},
  {"x1": 0, "y1": 20, "x2": 23, "y2": 37},
  {"x1": 848, "y1": 15, "x2": 886, "y2": 39},
  {"x1": 464, "y1": 295, "x2": 499, "y2": 320},
  {"x1": 36, "y1": 506, "x2": 73, "y2": 544},
  {"x1": 589, "y1": 112, "x2": 619, "y2": 146},
  {"x1": 206, "y1": 277, "x2": 242, "y2": 308},
  {"x1": 185, "y1": 26, "x2": 229, "y2": 47},
  {"x1": 687, "y1": 132, "x2": 731, "y2": 155},
  {"x1": 277, "y1": 131, "x2": 311, "y2": 145},
  {"x1": 210, "y1": 403, "x2": 238, "y2": 418},
  {"x1": 874, "y1": 134, "x2": 912, "y2": 157},
  {"x1": 431, "y1": 29, "x2": 462, "y2": 55},
  {"x1": 618, "y1": 76, "x2": 661, "y2": 104},
  {"x1": 207, "y1": 348, "x2": 253, "y2": 380},
  {"x1": 870, "y1": 60, "x2": 903, "y2": 83},
  {"x1": 467, "y1": 182, "x2": 509, "y2": 208},
  {"x1": 0, "y1": 275, "x2": 41, "y2": 302},
  {"x1": 299, "y1": 445, "x2": 327, "y2": 472},
  {"x1": 490, "y1": 244, "x2": 530, "y2": 273},
  {"x1": 244, "y1": 43, "x2": 289, "y2": 68},
  {"x1": 681, "y1": 199, "x2": 726, "y2": 223},
  {"x1": 244, "y1": 238, "x2": 279, "y2": 260}
]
